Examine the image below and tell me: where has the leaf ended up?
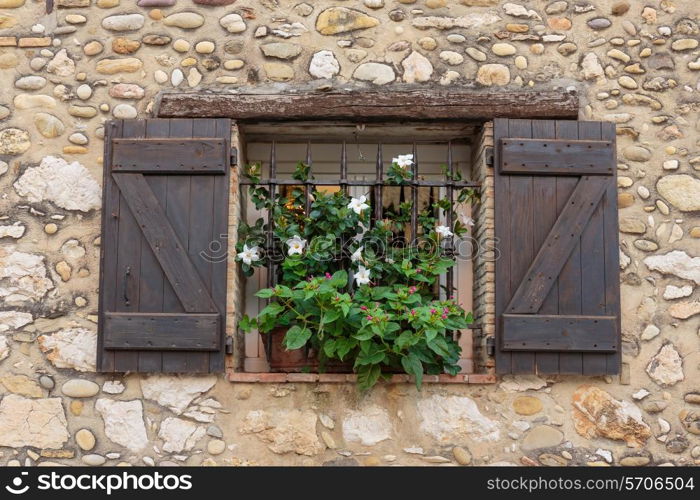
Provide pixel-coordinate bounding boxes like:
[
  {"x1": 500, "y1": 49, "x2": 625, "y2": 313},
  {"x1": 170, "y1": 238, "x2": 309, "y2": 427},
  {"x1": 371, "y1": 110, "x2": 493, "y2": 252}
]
[
  {"x1": 371, "y1": 287, "x2": 392, "y2": 300},
  {"x1": 384, "y1": 322, "x2": 401, "y2": 335},
  {"x1": 335, "y1": 338, "x2": 356, "y2": 361},
  {"x1": 238, "y1": 314, "x2": 255, "y2": 333},
  {"x1": 355, "y1": 347, "x2": 385, "y2": 366},
  {"x1": 323, "y1": 339, "x2": 336, "y2": 357},
  {"x1": 396, "y1": 331, "x2": 416, "y2": 350},
  {"x1": 425, "y1": 329, "x2": 438, "y2": 342},
  {"x1": 321, "y1": 310, "x2": 341, "y2": 325},
  {"x1": 283, "y1": 325, "x2": 312, "y2": 350},
  {"x1": 255, "y1": 289, "x2": 275, "y2": 299},
  {"x1": 357, "y1": 364, "x2": 382, "y2": 391},
  {"x1": 329, "y1": 270, "x2": 348, "y2": 288},
  {"x1": 427, "y1": 335, "x2": 452, "y2": 358},
  {"x1": 353, "y1": 328, "x2": 374, "y2": 341},
  {"x1": 401, "y1": 352, "x2": 424, "y2": 390},
  {"x1": 259, "y1": 302, "x2": 284, "y2": 317}
]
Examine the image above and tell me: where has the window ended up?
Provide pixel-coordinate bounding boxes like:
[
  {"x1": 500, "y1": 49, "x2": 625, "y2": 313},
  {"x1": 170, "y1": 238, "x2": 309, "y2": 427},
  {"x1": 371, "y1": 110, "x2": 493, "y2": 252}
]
[
  {"x1": 95, "y1": 103, "x2": 620, "y2": 379},
  {"x1": 238, "y1": 122, "x2": 480, "y2": 376}
]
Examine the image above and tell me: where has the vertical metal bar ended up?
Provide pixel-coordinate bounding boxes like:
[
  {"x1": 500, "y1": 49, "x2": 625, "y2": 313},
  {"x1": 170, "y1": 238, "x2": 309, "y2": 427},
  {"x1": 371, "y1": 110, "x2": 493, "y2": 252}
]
[
  {"x1": 304, "y1": 140, "x2": 312, "y2": 216},
  {"x1": 265, "y1": 140, "x2": 277, "y2": 358},
  {"x1": 340, "y1": 141, "x2": 348, "y2": 195},
  {"x1": 410, "y1": 142, "x2": 418, "y2": 244},
  {"x1": 304, "y1": 140, "x2": 313, "y2": 362},
  {"x1": 374, "y1": 143, "x2": 383, "y2": 222},
  {"x1": 338, "y1": 141, "x2": 349, "y2": 277},
  {"x1": 446, "y1": 141, "x2": 455, "y2": 300}
]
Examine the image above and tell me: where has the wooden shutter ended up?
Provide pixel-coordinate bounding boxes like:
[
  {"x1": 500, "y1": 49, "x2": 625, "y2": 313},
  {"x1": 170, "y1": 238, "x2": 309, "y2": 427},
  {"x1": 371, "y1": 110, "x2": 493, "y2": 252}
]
[
  {"x1": 97, "y1": 118, "x2": 231, "y2": 373},
  {"x1": 494, "y1": 118, "x2": 620, "y2": 375}
]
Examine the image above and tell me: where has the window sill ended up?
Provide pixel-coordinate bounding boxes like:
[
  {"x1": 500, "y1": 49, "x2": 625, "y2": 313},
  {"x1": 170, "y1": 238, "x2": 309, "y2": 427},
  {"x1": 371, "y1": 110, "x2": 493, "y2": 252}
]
[{"x1": 227, "y1": 372, "x2": 496, "y2": 384}]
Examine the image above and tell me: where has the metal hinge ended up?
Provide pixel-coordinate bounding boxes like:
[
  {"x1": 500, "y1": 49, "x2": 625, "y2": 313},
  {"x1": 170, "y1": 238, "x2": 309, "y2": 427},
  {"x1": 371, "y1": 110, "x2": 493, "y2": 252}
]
[
  {"x1": 225, "y1": 336, "x2": 233, "y2": 355},
  {"x1": 230, "y1": 147, "x2": 238, "y2": 166},
  {"x1": 485, "y1": 146, "x2": 494, "y2": 167},
  {"x1": 486, "y1": 336, "x2": 495, "y2": 357}
]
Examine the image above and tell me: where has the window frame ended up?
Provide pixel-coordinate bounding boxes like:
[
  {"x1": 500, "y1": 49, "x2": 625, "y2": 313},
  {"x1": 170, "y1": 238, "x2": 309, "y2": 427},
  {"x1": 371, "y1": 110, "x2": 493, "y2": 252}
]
[
  {"x1": 154, "y1": 90, "x2": 581, "y2": 384},
  {"x1": 239, "y1": 133, "x2": 478, "y2": 371}
]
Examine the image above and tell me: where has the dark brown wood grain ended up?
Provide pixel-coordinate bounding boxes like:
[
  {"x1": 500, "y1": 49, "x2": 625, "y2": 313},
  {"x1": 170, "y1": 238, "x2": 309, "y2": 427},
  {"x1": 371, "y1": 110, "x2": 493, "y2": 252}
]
[
  {"x1": 505, "y1": 176, "x2": 608, "y2": 314},
  {"x1": 104, "y1": 313, "x2": 220, "y2": 351},
  {"x1": 554, "y1": 120, "x2": 584, "y2": 374},
  {"x1": 500, "y1": 138, "x2": 614, "y2": 175},
  {"x1": 112, "y1": 138, "x2": 227, "y2": 174},
  {"x1": 531, "y1": 120, "x2": 560, "y2": 375},
  {"x1": 97, "y1": 118, "x2": 231, "y2": 373},
  {"x1": 112, "y1": 120, "x2": 145, "y2": 373},
  {"x1": 578, "y1": 121, "x2": 610, "y2": 375},
  {"x1": 506, "y1": 119, "x2": 536, "y2": 374},
  {"x1": 494, "y1": 118, "x2": 620, "y2": 376},
  {"x1": 602, "y1": 121, "x2": 621, "y2": 375},
  {"x1": 502, "y1": 315, "x2": 617, "y2": 352},
  {"x1": 157, "y1": 90, "x2": 579, "y2": 121},
  {"x1": 96, "y1": 120, "x2": 122, "y2": 373},
  {"x1": 113, "y1": 173, "x2": 218, "y2": 314},
  {"x1": 137, "y1": 119, "x2": 171, "y2": 372},
  {"x1": 493, "y1": 119, "x2": 512, "y2": 374}
]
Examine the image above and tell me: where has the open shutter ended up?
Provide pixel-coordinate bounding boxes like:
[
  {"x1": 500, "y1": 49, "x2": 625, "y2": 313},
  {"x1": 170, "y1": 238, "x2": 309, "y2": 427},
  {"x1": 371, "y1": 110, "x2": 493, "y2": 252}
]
[
  {"x1": 97, "y1": 118, "x2": 231, "y2": 373},
  {"x1": 494, "y1": 119, "x2": 620, "y2": 375}
]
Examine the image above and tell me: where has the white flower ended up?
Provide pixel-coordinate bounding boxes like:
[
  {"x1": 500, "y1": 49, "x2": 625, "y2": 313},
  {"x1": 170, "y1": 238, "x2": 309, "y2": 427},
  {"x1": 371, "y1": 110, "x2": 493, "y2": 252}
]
[
  {"x1": 351, "y1": 246, "x2": 363, "y2": 262},
  {"x1": 286, "y1": 235, "x2": 307, "y2": 256},
  {"x1": 237, "y1": 244, "x2": 261, "y2": 266},
  {"x1": 435, "y1": 225, "x2": 453, "y2": 238},
  {"x1": 392, "y1": 154, "x2": 414, "y2": 169},
  {"x1": 385, "y1": 257, "x2": 394, "y2": 264},
  {"x1": 354, "y1": 266, "x2": 371, "y2": 287},
  {"x1": 347, "y1": 195, "x2": 370, "y2": 215},
  {"x1": 460, "y1": 215, "x2": 475, "y2": 227}
]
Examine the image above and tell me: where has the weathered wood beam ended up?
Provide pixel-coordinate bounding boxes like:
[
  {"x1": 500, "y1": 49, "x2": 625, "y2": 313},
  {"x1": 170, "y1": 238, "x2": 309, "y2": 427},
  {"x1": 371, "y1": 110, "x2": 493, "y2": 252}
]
[{"x1": 156, "y1": 90, "x2": 579, "y2": 121}]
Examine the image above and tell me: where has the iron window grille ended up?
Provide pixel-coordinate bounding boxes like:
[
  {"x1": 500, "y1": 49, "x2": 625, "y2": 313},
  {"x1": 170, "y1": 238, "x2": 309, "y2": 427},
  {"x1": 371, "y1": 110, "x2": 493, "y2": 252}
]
[{"x1": 240, "y1": 139, "x2": 481, "y2": 359}]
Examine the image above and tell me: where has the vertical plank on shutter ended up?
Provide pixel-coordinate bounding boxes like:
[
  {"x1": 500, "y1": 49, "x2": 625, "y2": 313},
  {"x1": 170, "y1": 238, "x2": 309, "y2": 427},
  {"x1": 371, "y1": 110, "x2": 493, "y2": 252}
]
[
  {"x1": 161, "y1": 119, "x2": 193, "y2": 372},
  {"x1": 210, "y1": 118, "x2": 230, "y2": 372},
  {"x1": 187, "y1": 118, "x2": 216, "y2": 373},
  {"x1": 507, "y1": 119, "x2": 535, "y2": 374},
  {"x1": 531, "y1": 120, "x2": 560, "y2": 375},
  {"x1": 493, "y1": 119, "x2": 511, "y2": 374},
  {"x1": 602, "y1": 121, "x2": 621, "y2": 374},
  {"x1": 113, "y1": 120, "x2": 145, "y2": 372},
  {"x1": 578, "y1": 121, "x2": 608, "y2": 375},
  {"x1": 137, "y1": 119, "x2": 170, "y2": 372},
  {"x1": 97, "y1": 120, "x2": 123, "y2": 373},
  {"x1": 555, "y1": 120, "x2": 583, "y2": 374}
]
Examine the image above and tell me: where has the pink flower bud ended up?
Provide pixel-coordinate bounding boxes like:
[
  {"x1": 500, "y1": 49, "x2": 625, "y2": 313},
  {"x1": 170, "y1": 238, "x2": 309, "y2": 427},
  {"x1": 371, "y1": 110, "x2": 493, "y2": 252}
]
[
  {"x1": 360, "y1": 305, "x2": 368, "y2": 311},
  {"x1": 366, "y1": 315, "x2": 373, "y2": 321},
  {"x1": 441, "y1": 313, "x2": 448, "y2": 319},
  {"x1": 430, "y1": 308, "x2": 436, "y2": 314}
]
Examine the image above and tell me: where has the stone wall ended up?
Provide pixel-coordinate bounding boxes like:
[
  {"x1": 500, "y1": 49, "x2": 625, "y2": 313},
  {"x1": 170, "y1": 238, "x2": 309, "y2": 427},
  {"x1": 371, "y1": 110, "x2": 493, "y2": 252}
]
[{"x1": 0, "y1": 0, "x2": 699, "y2": 467}]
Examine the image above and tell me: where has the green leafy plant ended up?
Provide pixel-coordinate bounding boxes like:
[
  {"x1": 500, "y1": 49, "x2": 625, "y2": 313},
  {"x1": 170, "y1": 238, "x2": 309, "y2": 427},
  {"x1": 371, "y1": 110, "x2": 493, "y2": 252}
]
[{"x1": 237, "y1": 158, "x2": 476, "y2": 390}]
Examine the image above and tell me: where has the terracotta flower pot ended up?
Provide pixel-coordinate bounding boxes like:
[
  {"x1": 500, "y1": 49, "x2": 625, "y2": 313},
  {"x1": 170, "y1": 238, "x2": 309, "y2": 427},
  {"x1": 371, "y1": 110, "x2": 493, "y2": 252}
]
[
  {"x1": 267, "y1": 327, "x2": 309, "y2": 372},
  {"x1": 267, "y1": 327, "x2": 353, "y2": 373}
]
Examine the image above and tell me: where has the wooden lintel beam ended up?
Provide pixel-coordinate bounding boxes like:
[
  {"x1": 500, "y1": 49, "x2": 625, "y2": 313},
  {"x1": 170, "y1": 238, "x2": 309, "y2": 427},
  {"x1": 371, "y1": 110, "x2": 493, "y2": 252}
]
[{"x1": 156, "y1": 90, "x2": 580, "y2": 121}]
